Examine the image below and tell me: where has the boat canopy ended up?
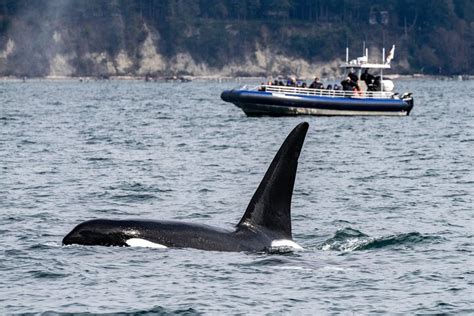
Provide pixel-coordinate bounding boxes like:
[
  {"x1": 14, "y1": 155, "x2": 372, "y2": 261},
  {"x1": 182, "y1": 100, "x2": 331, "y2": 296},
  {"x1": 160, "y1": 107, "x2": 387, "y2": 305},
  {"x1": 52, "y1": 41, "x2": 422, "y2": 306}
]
[
  {"x1": 339, "y1": 62, "x2": 391, "y2": 69},
  {"x1": 340, "y1": 45, "x2": 395, "y2": 70}
]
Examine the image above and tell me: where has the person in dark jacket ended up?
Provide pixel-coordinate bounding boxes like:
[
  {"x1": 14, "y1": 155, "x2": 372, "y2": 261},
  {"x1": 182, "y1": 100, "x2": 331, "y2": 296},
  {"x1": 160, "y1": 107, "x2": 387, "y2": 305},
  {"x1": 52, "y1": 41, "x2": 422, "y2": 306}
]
[
  {"x1": 373, "y1": 76, "x2": 381, "y2": 91},
  {"x1": 309, "y1": 77, "x2": 324, "y2": 89},
  {"x1": 341, "y1": 77, "x2": 357, "y2": 91},
  {"x1": 348, "y1": 69, "x2": 358, "y2": 83},
  {"x1": 347, "y1": 69, "x2": 360, "y2": 91},
  {"x1": 361, "y1": 69, "x2": 375, "y2": 90}
]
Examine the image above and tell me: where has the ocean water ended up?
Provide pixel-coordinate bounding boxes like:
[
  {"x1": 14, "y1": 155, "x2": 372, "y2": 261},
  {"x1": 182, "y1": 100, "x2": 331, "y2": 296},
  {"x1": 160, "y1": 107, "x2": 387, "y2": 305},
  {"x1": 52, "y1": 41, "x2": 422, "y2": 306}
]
[{"x1": 0, "y1": 78, "x2": 472, "y2": 314}]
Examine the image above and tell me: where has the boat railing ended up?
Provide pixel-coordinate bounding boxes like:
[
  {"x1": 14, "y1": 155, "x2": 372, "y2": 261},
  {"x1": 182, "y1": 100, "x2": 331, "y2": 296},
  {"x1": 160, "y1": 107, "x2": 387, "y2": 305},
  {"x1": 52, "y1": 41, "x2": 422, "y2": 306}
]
[{"x1": 256, "y1": 85, "x2": 394, "y2": 99}]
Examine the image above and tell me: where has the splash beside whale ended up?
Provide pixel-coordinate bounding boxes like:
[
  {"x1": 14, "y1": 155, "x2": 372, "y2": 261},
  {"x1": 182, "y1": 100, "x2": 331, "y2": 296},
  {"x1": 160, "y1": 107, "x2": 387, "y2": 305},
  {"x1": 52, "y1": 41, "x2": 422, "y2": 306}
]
[{"x1": 63, "y1": 122, "x2": 309, "y2": 252}]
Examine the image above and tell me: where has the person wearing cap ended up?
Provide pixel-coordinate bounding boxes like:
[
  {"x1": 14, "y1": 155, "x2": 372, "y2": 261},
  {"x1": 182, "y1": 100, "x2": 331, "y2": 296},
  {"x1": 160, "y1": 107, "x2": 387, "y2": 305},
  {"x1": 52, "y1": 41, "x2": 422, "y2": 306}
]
[{"x1": 341, "y1": 77, "x2": 356, "y2": 91}]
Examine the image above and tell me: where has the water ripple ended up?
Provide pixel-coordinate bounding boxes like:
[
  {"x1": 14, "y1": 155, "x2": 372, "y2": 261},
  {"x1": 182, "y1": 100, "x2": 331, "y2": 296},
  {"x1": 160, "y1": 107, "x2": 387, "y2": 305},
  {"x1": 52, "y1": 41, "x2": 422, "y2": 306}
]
[
  {"x1": 320, "y1": 228, "x2": 443, "y2": 252},
  {"x1": 0, "y1": 79, "x2": 472, "y2": 314}
]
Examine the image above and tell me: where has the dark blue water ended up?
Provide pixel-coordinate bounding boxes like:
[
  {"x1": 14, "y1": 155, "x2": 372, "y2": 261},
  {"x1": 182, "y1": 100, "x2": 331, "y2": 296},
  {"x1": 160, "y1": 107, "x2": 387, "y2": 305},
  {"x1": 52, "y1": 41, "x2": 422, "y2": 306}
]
[{"x1": 1, "y1": 79, "x2": 472, "y2": 314}]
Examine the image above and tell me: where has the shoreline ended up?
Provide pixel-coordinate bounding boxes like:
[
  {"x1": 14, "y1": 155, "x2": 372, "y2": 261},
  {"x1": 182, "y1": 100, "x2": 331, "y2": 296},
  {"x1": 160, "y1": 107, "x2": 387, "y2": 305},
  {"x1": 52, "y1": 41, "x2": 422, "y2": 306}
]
[{"x1": 1, "y1": 74, "x2": 472, "y2": 82}]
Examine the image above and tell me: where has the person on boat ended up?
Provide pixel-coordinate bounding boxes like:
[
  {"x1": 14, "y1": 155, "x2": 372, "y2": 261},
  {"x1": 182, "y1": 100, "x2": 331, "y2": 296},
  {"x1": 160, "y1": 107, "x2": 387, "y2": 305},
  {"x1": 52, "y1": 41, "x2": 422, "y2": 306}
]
[
  {"x1": 309, "y1": 77, "x2": 324, "y2": 89},
  {"x1": 341, "y1": 77, "x2": 356, "y2": 91},
  {"x1": 347, "y1": 69, "x2": 361, "y2": 92},
  {"x1": 348, "y1": 69, "x2": 358, "y2": 83},
  {"x1": 361, "y1": 69, "x2": 375, "y2": 91},
  {"x1": 287, "y1": 77, "x2": 296, "y2": 87},
  {"x1": 373, "y1": 76, "x2": 382, "y2": 91}
]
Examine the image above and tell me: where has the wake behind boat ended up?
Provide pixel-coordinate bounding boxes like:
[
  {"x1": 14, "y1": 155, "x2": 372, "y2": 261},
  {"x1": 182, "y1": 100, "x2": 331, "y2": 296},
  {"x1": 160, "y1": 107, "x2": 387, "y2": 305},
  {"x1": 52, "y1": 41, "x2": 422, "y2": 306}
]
[{"x1": 221, "y1": 45, "x2": 414, "y2": 116}]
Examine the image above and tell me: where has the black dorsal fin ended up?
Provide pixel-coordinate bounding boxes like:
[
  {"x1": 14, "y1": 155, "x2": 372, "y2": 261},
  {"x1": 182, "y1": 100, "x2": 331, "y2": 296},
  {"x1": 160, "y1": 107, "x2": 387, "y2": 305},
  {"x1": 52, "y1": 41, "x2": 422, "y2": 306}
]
[{"x1": 237, "y1": 122, "x2": 309, "y2": 239}]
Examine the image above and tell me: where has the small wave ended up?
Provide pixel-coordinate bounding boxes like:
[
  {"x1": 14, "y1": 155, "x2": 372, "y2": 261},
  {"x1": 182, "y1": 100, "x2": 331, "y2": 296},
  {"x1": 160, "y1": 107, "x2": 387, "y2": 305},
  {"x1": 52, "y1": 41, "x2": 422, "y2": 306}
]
[
  {"x1": 92, "y1": 208, "x2": 130, "y2": 215},
  {"x1": 4, "y1": 249, "x2": 27, "y2": 256},
  {"x1": 320, "y1": 227, "x2": 440, "y2": 252},
  {"x1": 49, "y1": 101, "x2": 64, "y2": 106},
  {"x1": 106, "y1": 182, "x2": 172, "y2": 193},
  {"x1": 20, "y1": 139, "x2": 37, "y2": 145},
  {"x1": 0, "y1": 116, "x2": 17, "y2": 121},
  {"x1": 210, "y1": 144, "x2": 231, "y2": 150},
  {"x1": 238, "y1": 257, "x2": 293, "y2": 267},
  {"x1": 327, "y1": 227, "x2": 369, "y2": 240},
  {"x1": 112, "y1": 194, "x2": 156, "y2": 202},
  {"x1": 34, "y1": 306, "x2": 201, "y2": 315},
  {"x1": 28, "y1": 242, "x2": 62, "y2": 250},
  {"x1": 198, "y1": 188, "x2": 213, "y2": 193},
  {"x1": 185, "y1": 212, "x2": 212, "y2": 219},
  {"x1": 114, "y1": 306, "x2": 203, "y2": 315},
  {"x1": 30, "y1": 270, "x2": 68, "y2": 279},
  {"x1": 85, "y1": 157, "x2": 110, "y2": 161}
]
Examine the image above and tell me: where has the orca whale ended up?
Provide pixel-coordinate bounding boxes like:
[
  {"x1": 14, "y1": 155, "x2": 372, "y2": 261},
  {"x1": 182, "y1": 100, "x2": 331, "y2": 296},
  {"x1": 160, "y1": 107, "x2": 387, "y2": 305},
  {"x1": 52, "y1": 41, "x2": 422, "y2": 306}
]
[{"x1": 63, "y1": 122, "x2": 309, "y2": 252}]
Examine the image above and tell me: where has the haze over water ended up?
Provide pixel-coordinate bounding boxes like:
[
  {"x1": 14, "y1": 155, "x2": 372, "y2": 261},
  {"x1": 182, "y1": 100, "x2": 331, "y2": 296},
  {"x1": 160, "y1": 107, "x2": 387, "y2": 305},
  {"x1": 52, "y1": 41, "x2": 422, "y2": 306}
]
[{"x1": 0, "y1": 79, "x2": 472, "y2": 314}]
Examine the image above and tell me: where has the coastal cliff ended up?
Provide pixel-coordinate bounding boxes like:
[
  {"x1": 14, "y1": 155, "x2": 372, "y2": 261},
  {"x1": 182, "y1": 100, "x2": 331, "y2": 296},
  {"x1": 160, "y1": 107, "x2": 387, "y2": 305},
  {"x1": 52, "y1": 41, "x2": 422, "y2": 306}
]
[{"x1": 0, "y1": 0, "x2": 472, "y2": 78}]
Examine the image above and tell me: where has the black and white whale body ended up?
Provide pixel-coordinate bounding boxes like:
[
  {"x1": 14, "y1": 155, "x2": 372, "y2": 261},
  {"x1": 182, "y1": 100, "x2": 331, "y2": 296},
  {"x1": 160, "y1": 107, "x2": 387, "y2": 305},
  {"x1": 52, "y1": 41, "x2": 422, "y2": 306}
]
[{"x1": 63, "y1": 122, "x2": 309, "y2": 252}]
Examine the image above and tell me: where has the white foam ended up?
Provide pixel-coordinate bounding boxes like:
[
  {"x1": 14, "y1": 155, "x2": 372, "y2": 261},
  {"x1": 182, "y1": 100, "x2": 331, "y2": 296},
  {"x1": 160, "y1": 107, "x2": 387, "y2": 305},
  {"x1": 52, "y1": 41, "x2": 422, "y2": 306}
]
[
  {"x1": 271, "y1": 239, "x2": 304, "y2": 251},
  {"x1": 125, "y1": 238, "x2": 168, "y2": 249}
]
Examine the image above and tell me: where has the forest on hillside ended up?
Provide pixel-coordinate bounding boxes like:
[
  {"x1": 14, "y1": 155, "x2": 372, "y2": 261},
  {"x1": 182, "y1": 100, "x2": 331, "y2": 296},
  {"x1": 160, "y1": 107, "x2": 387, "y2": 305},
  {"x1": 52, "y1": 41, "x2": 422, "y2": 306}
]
[{"x1": 0, "y1": 0, "x2": 472, "y2": 77}]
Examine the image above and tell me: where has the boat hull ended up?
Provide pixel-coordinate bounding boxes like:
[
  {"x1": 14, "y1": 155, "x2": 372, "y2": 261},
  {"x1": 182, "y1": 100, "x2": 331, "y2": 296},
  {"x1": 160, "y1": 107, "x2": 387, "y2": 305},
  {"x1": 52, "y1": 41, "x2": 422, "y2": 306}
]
[{"x1": 221, "y1": 90, "x2": 414, "y2": 116}]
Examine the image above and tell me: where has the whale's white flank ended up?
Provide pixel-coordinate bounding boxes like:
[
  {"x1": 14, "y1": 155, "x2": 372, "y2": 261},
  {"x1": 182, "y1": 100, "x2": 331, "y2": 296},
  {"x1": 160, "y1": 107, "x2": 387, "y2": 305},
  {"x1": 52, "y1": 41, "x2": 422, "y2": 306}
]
[
  {"x1": 271, "y1": 239, "x2": 304, "y2": 250},
  {"x1": 126, "y1": 238, "x2": 168, "y2": 249}
]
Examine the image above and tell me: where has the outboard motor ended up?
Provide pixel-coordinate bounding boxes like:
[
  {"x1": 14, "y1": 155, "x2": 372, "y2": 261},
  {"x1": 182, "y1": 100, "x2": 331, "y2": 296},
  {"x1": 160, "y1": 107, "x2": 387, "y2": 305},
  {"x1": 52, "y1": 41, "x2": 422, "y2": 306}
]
[{"x1": 401, "y1": 92, "x2": 413, "y2": 99}]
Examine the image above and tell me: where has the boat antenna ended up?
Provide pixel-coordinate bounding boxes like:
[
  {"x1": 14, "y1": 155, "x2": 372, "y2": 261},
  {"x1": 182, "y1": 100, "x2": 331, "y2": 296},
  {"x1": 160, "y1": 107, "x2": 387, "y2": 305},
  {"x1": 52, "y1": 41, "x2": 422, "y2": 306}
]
[
  {"x1": 346, "y1": 47, "x2": 349, "y2": 63},
  {"x1": 381, "y1": 47, "x2": 385, "y2": 91}
]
